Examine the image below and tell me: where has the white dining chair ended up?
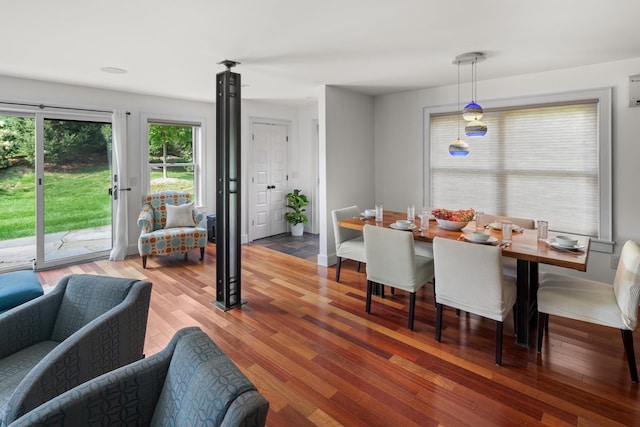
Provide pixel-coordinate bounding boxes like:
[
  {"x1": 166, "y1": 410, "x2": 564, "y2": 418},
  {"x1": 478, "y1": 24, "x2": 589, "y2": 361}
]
[
  {"x1": 483, "y1": 214, "x2": 535, "y2": 277},
  {"x1": 537, "y1": 239, "x2": 640, "y2": 383},
  {"x1": 363, "y1": 224, "x2": 434, "y2": 330},
  {"x1": 433, "y1": 237, "x2": 517, "y2": 365},
  {"x1": 331, "y1": 206, "x2": 367, "y2": 282},
  {"x1": 483, "y1": 214, "x2": 535, "y2": 231}
]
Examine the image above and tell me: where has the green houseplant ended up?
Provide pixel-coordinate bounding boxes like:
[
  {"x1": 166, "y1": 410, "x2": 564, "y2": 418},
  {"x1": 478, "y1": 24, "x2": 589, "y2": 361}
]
[{"x1": 284, "y1": 189, "x2": 309, "y2": 236}]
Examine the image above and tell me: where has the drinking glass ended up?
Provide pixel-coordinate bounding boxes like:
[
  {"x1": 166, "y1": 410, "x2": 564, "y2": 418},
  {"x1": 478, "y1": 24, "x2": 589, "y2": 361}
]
[
  {"x1": 537, "y1": 220, "x2": 548, "y2": 240},
  {"x1": 501, "y1": 220, "x2": 513, "y2": 243},
  {"x1": 375, "y1": 204, "x2": 384, "y2": 222},
  {"x1": 407, "y1": 205, "x2": 415, "y2": 221},
  {"x1": 419, "y1": 212, "x2": 429, "y2": 229},
  {"x1": 475, "y1": 211, "x2": 485, "y2": 231}
]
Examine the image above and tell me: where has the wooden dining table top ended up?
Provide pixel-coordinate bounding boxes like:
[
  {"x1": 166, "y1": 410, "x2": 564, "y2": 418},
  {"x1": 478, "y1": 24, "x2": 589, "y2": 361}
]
[{"x1": 338, "y1": 210, "x2": 590, "y2": 272}]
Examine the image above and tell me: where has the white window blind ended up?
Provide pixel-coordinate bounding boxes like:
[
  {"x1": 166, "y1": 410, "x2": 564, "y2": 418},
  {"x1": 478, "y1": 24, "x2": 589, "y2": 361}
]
[{"x1": 430, "y1": 101, "x2": 599, "y2": 237}]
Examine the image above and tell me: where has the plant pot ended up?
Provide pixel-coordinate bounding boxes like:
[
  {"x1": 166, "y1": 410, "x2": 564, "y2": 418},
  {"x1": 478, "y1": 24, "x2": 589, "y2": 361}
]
[{"x1": 291, "y1": 223, "x2": 304, "y2": 237}]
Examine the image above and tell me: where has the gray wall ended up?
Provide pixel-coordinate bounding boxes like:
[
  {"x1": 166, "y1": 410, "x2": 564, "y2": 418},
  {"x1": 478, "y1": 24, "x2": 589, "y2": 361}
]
[
  {"x1": 318, "y1": 86, "x2": 374, "y2": 266},
  {"x1": 372, "y1": 57, "x2": 640, "y2": 282}
]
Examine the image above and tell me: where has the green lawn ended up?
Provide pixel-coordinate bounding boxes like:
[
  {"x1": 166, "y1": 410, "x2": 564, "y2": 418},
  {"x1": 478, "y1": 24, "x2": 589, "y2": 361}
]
[
  {"x1": 0, "y1": 165, "x2": 111, "y2": 240},
  {"x1": 0, "y1": 166, "x2": 194, "y2": 240}
]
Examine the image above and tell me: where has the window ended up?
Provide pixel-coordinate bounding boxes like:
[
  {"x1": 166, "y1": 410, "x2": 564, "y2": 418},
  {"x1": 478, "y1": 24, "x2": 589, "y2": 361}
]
[
  {"x1": 424, "y1": 89, "x2": 612, "y2": 253},
  {"x1": 142, "y1": 115, "x2": 205, "y2": 204}
]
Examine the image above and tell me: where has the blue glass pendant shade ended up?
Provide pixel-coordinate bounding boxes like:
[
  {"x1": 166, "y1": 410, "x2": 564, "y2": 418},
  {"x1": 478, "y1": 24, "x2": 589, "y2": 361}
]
[
  {"x1": 463, "y1": 102, "x2": 483, "y2": 121},
  {"x1": 449, "y1": 139, "x2": 469, "y2": 156},
  {"x1": 465, "y1": 119, "x2": 487, "y2": 137}
]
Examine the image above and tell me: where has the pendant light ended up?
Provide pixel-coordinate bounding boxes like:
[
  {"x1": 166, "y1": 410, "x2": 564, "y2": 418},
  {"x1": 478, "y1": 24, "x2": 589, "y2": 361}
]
[
  {"x1": 449, "y1": 59, "x2": 469, "y2": 156},
  {"x1": 454, "y1": 52, "x2": 488, "y2": 137}
]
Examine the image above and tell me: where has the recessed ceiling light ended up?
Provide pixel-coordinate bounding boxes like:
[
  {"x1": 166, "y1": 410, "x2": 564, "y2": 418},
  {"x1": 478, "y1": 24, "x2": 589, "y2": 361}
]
[{"x1": 100, "y1": 67, "x2": 127, "y2": 74}]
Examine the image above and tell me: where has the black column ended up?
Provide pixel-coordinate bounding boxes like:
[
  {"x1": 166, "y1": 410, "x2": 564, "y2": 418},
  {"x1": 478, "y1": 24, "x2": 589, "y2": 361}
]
[{"x1": 214, "y1": 61, "x2": 244, "y2": 311}]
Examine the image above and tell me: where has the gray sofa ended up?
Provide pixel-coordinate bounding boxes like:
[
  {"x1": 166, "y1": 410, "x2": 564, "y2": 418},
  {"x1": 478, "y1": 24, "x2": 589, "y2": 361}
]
[
  {"x1": 9, "y1": 327, "x2": 270, "y2": 427},
  {"x1": 0, "y1": 274, "x2": 152, "y2": 427}
]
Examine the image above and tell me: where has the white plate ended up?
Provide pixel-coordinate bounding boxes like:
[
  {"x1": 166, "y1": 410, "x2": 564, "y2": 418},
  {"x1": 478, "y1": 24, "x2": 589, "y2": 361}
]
[
  {"x1": 462, "y1": 234, "x2": 498, "y2": 244},
  {"x1": 488, "y1": 222, "x2": 523, "y2": 233},
  {"x1": 390, "y1": 223, "x2": 417, "y2": 231},
  {"x1": 549, "y1": 240, "x2": 585, "y2": 251},
  {"x1": 361, "y1": 212, "x2": 375, "y2": 218}
]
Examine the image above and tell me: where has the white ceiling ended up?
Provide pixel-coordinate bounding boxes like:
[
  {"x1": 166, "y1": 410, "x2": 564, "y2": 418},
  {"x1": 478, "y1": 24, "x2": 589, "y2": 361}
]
[{"x1": 4, "y1": 1, "x2": 640, "y2": 104}]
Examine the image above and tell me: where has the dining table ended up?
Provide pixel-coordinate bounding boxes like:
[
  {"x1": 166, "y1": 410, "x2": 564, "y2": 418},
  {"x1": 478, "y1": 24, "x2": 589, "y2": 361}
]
[{"x1": 338, "y1": 210, "x2": 590, "y2": 347}]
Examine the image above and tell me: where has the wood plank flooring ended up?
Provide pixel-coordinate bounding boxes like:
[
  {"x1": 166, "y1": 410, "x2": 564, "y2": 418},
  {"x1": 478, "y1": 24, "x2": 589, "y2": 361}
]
[{"x1": 36, "y1": 243, "x2": 640, "y2": 426}]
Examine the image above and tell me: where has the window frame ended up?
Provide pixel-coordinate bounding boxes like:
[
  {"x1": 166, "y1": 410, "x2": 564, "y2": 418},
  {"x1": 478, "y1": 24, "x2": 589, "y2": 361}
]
[
  {"x1": 423, "y1": 88, "x2": 613, "y2": 253},
  {"x1": 140, "y1": 113, "x2": 206, "y2": 206}
]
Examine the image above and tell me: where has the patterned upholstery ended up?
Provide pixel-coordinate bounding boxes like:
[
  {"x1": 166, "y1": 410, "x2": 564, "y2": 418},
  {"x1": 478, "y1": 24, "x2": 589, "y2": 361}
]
[
  {"x1": 9, "y1": 328, "x2": 270, "y2": 427},
  {"x1": 137, "y1": 191, "x2": 207, "y2": 268},
  {"x1": 0, "y1": 274, "x2": 152, "y2": 427}
]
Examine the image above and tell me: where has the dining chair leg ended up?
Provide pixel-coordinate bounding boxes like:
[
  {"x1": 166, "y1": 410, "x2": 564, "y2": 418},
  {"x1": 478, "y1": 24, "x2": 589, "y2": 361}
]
[
  {"x1": 199, "y1": 247, "x2": 205, "y2": 261},
  {"x1": 537, "y1": 312, "x2": 548, "y2": 353},
  {"x1": 435, "y1": 303, "x2": 443, "y2": 342},
  {"x1": 621, "y1": 329, "x2": 639, "y2": 383},
  {"x1": 356, "y1": 261, "x2": 361, "y2": 272},
  {"x1": 408, "y1": 292, "x2": 416, "y2": 330},
  {"x1": 455, "y1": 309, "x2": 461, "y2": 316},
  {"x1": 335, "y1": 257, "x2": 343, "y2": 282},
  {"x1": 495, "y1": 321, "x2": 504, "y2": 366},
  {"x1": 432, "y1": 282, "x2": 437, "y2": 308},
  {"x1": 512, "y1": 303, "x2": 518, "y2": 336},
  {"x1": 365, "y1": 280, "x2": 373, "y2": 313}
]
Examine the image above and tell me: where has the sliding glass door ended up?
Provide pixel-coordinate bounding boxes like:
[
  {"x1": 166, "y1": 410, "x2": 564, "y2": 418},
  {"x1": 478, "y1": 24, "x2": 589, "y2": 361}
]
[
  {"x1": 38, "y1": 115, "x2": 113, "y2": 267},
  {"x1": 0, "y1": 110, "x2": 113, "y2": 272}
]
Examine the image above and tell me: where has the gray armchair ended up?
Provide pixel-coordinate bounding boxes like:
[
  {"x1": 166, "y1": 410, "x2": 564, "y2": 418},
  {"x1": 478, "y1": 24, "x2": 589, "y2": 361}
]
[
  {"x1": 9, "y1": 327, "x2": 270, "y2": 427},
  {"x1": 0, "y1": 274, "x2": 152, "y2": 427}
]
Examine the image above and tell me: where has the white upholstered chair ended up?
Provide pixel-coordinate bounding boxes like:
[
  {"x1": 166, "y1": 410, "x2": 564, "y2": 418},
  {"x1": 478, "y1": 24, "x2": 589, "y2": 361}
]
[
  {"x1": 331, "y1": 206, "x2": 367, "y2": 282},
  {"x1": 537, "y1": 240, "x2": 640, "y2": 383},
  {"x1": 483, "y1": 214, "x2": 535, "y2": 231},
  {"x1": 433, "y1": 237, "x2": 517, "y2": 365},
  {"x1": 483, "y1": 214, "x2": 535, "y2": 277},
  {"x1": 363, "y1": 224, "x2": 434, "y2": 330}
]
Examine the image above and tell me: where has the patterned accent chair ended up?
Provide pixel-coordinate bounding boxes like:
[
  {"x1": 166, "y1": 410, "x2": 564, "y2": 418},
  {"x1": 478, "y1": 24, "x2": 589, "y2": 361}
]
[
  {"x1": 137, "y1": 191, "x2": 207, "y2": 268},
  {"x1": 0, "y1": 274, "x2": 152, "y2": 427},
  {"x1": 9, "y1": 327, "x2": 270, "y2": 427}
]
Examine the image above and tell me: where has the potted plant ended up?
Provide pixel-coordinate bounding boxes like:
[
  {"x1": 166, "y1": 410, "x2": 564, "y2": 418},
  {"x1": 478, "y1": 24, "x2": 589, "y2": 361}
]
[{"x1": 284, "y1": 189, "x2": 309, "y2": 236}]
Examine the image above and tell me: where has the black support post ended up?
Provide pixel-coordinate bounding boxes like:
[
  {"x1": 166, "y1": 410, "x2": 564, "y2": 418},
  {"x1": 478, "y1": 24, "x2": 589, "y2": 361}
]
[{"x1": 214, "y1": 61, "x2": 244, "y2": 311}]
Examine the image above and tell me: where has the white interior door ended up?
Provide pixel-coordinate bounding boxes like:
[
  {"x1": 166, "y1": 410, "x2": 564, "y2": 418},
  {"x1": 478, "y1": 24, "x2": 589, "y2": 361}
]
[{"x1": 250, "y1": 122, "x2": 288, "y2": 240}]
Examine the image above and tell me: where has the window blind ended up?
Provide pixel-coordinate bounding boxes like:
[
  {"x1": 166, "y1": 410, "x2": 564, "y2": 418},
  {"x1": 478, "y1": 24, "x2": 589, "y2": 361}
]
[{"x1": 430, "y1": 101, "x2": 599, "y2": 237}]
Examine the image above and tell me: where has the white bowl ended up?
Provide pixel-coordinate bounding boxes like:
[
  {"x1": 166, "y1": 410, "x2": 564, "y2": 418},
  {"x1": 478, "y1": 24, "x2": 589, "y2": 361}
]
[
  {"x1": 364, "y1": 209, "x2": 376, "y2": 217},
  {"x1": 471, "y1": 231, "x2": 491, "y2": 241},
  {"x1": 395, "y1": 220, "x2": 412, "y2": 229},
  {"x1": 555, "y1": 235, "x2": 578, "y2": 247},
  {"x1": 435, "y1": 218, "x2": 469, "y2": 231}
]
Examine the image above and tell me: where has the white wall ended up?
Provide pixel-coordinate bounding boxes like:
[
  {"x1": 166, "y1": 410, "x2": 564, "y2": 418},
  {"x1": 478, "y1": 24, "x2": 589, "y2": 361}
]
[
  {"x1": 373, "y1": 57, "x2": 640, "y2": 282},
  {"x1": 318, "y1": 86, "x2": 375, "y2": 266},
  {"x1": 0, "y1": 76, "x2": 318, "y2": 258},
  {"x1": 0, "y1": 75, "x2": 216, "y2": 256}
]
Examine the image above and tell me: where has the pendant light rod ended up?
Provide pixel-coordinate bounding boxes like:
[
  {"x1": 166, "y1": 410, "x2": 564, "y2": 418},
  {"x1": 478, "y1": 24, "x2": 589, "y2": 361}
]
[{"x1": 452, "y1": 52, "x2": 486, "y2": 66}]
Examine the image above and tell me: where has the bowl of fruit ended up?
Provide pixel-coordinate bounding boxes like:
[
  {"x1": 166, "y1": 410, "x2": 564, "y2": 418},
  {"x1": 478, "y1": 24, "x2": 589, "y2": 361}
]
[{"x1": 432, "y1": 208, "x2": 475, "y2": 231}]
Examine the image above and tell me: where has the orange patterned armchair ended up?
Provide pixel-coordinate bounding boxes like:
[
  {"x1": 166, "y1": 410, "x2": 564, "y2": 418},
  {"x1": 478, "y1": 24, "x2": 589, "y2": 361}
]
[{"x1": 137, "y1": 191, "x2": 207, "y2": 268}]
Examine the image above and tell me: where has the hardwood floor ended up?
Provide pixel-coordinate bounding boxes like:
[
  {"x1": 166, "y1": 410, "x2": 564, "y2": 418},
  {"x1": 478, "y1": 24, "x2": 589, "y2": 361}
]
[{"x1": 36, "y1": 243, "x2": 640, "y2": 426}]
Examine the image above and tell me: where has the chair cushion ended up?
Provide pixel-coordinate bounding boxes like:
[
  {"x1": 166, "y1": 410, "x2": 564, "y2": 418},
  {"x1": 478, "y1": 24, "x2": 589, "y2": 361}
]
[
  {"x1": 0, "y1": 341, "x2": 59, "y2": 421},
  {"x1": 50, "y1": 275, "x2": 137, "y2": 342},
  {"x1": 336, "y1": 236, "x2": 366, "y2": 263},
  {"x1": 165, "y1": 203, "x2": 197, "y2": 228},
  {"x1": 538, "y1": 273, "x2": 625, "y2": 329},
  {"x1": 0, "y1": 271, "x2": 43, "y2": 313}
]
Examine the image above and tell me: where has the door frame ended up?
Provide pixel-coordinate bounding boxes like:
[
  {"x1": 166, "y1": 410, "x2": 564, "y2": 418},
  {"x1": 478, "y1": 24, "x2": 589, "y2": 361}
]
[{"x1": 248, "y1": 117, "x2": 291, "y2": 242}]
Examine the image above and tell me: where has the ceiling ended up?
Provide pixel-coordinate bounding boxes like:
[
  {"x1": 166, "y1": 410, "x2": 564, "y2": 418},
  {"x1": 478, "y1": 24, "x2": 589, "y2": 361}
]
[{"x1": 4, "y1": 1, "x2": 640, "y2": 104}]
